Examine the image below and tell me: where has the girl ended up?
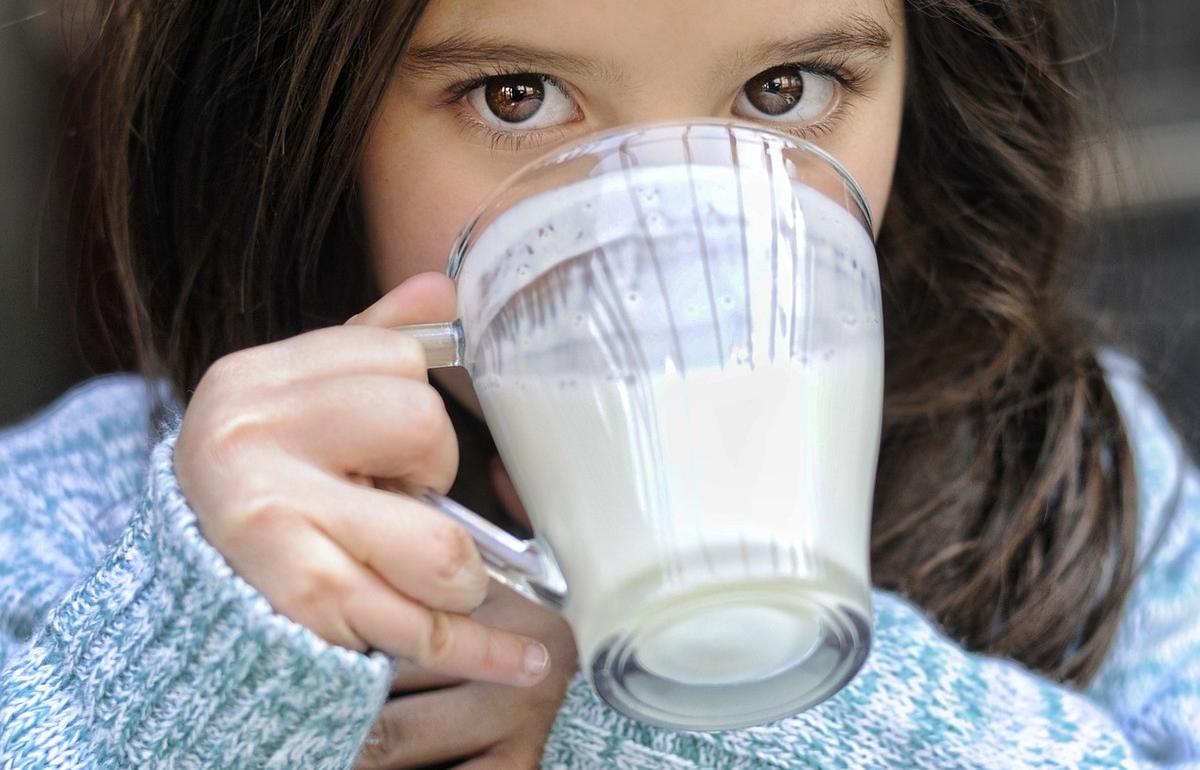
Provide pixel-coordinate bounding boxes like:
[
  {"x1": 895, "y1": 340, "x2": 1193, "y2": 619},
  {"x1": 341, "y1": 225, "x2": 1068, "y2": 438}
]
[{"x1": 2, "y1": 0, "x2": 1197, "y2": 768}]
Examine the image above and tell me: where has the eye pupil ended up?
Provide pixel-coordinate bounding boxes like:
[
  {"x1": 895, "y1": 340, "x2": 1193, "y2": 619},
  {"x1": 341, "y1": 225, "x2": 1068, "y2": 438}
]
[
  {"x1": 485, "y1": 75, "x2": 545, "y2": 123},
  {"x1": 745, "y1": 65, "x2": 805, "y2": 116}
]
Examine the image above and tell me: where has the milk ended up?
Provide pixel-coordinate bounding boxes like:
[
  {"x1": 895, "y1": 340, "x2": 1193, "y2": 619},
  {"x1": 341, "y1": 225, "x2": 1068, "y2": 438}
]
[
  {"x1": 477, "y1": 350, "x2": 881, "y2": 668},
  {"x1": 459, "y1": 159, "x2": 883, "y2": 703}
]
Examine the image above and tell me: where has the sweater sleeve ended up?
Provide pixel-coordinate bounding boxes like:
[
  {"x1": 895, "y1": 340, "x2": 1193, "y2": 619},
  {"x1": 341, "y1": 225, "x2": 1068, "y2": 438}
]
[
  {"x1": 0, "y1": 377, "x2": 391, "y2": 769},
  {"x1": 542, "y1": 360, "x2": 1200, "y2": 770}
]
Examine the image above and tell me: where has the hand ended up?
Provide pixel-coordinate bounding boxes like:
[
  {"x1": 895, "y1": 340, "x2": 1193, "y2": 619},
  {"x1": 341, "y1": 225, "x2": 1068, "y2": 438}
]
[
  {"x1": 174, "y1": 272, "x2": 551, "y2": 687},
  {"x1": 356, "y1": 583, "x2": 578, "y2": 769}
]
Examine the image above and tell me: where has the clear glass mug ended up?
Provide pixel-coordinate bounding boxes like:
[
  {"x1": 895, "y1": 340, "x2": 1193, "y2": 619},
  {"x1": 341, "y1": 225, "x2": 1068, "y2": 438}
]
[{"x1": 397, "y1": 120, "x2": 883, "y2": 730}]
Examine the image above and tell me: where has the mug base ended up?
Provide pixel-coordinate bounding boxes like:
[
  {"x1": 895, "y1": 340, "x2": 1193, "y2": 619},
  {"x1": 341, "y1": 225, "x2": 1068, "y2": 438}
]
[{"x1": 587, "y1": 579, "x2": 870, "y2": 731}]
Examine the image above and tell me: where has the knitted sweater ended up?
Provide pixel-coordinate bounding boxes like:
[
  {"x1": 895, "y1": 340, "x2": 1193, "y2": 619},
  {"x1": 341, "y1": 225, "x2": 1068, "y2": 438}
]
[{"x1": 0, "y1": 355, "x2": 1196, "y2": 769}]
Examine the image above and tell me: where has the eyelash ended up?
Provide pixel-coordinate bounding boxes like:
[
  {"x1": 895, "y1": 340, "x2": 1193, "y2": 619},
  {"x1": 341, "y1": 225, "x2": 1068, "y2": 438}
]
[
  {"x1": 442, "y1": 56, "x2": 869, "y2": 152},
  {"x1": 442, "y1": 68, "x2": 575, "y2": 151}
]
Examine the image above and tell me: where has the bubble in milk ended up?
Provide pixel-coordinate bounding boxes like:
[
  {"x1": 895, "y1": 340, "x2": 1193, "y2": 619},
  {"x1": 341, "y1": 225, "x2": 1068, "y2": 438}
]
[
  {"x1": 637, "y1": 185, "x2": 660, "y2": 205},
  {"x1": 457, "y1": 164, "x2": 881, "y2": 379}
]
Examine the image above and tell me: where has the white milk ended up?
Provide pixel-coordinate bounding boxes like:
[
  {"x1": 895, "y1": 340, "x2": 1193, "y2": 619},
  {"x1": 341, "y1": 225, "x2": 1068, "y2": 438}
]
[
  {"x1": 460, "y1": 161, "x2": 883, "y2": 688},
  {"x1": 477, "y1": 351, "x2": 882, "y2": 671}
]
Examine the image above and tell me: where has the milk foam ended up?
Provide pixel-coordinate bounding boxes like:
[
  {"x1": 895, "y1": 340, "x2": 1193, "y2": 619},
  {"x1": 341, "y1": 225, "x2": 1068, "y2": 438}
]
[{"x1": 456, "y1": 163, "x2": 879, "y2": 367}]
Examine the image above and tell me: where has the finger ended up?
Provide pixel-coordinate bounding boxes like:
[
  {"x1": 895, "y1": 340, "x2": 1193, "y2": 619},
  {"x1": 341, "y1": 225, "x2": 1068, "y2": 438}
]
[
  {"x1": 349, "y1": 271, "x2": 457, "y2": 329},
  {"x1": 390, "y1": 661, "x2": 466, "y2": 694},
  {"x1": 316, "y1": 478, "x2": 489, "y2": 614},
  {"x1": 240, "y1": 525, "x2": 374, "y2": 652},
  {"x1": 208, "y1": 324, "x2": 432, "y2": 388},
  {"x1": 356, "y1": 686, "x2": 503, "y2": 770},
  {"x1": 343, "y1": 566, "x2": 551, "y2": 688},
  {"x1": 269, "y1": 374, "x2": 459, "y2": 489},
  {"x1": 240, "y1": 512, "x2": 499, "y2": 673}
]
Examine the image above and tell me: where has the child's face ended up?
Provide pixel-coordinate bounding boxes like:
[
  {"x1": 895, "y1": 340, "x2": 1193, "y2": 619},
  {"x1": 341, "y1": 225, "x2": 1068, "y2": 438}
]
[{"x1": 358, "y1": 0, "x2": 906, "y2": 410}]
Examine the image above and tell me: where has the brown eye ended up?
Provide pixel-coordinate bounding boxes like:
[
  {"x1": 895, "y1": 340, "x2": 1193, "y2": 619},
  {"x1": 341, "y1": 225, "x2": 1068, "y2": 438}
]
[
  {"x1": 483, "y1": 74, "x2": 546, "y2": 123},
  {"x1": 734, "y1": 66, "x2": 837, "y2": 124},
  {"x1": 743, "y1": 65, "x2": 806, "y2": 116},
  {"x1": 466, "y1": 73, "x2": 579, "y2": 132}
]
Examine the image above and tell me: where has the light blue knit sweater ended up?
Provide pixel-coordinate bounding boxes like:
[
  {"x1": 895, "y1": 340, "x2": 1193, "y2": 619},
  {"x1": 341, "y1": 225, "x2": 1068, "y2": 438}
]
[{"x1": 0, "y1": 354, "x2": 1197, "y2": 769}]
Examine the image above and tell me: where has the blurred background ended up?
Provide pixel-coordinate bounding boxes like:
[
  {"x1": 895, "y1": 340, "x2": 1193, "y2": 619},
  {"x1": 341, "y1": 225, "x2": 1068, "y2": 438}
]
[
  {"x1": 2, "y1": 2, "x2": 1199, "y2": 448},
  {"x1": 1069, "y1": 1, "x2": 1200, "y2": 448}
]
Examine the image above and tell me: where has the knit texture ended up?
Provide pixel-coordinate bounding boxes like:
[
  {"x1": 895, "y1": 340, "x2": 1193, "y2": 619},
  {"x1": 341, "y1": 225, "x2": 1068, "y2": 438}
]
[{"x1": 1, "y1": 356, "x2": 1197, "y2": 769}]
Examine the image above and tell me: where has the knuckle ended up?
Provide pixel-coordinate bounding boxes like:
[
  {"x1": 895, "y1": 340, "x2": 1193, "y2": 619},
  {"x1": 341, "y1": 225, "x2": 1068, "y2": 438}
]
[
  {"x1": 185, "y1": 353, "x2": 287, "y2": 473},
  {"x1": 194, "y1": 468, "x2": 288, "y2": 550},
  {"x1": 426, "y1": 519, "x2": 482, "y2": 587},
  {"x1": 287, "y1": 562, "x2": 351, "y2": 611},
  {"x1": 203, "y1": 349, "x2": 256, "y2": 391},
  {"x1": 417, "y1": 610, "x2": 456, "y2": 667},
  {"x1": 205, "y1": 409, "x2": 273, "y2": 466},
  {"x1": 239, "y1": 484, "x2": 293, "y2": 530}
]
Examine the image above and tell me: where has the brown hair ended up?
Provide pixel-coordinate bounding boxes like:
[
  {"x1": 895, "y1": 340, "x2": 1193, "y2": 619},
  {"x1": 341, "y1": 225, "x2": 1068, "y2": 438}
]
[{"x1": 87, "y1": 0, "x2": 1136, "y2": 684}]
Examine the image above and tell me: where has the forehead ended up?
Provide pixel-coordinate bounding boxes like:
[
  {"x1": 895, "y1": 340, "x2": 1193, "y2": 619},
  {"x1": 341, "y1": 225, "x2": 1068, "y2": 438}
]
[{"x1": 410, "y1": 0, "x2": 904, "y2": 75}]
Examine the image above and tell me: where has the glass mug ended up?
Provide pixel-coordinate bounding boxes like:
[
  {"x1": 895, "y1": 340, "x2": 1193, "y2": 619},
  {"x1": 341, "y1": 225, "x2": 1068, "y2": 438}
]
[{"x1": 396, "y1": 120, "x2": 883, "y2": 730}]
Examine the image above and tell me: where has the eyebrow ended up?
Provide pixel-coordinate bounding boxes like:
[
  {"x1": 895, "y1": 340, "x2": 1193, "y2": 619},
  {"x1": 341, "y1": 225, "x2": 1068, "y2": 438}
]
[
  {"x1": 404, "y1": 34, "x2": 623, "y2": 84},
  {"x1": 731, "y1": 14, "x2": 893, "y2": 73},
  {"x1": 402, "y1": 13, "x2": 893, "y2": 84}
]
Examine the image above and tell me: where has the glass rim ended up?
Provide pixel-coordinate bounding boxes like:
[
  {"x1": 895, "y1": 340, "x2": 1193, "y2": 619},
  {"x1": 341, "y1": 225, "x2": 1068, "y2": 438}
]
[{"x1": 446, "y1": 118, "x2": 875, "y2": 281}]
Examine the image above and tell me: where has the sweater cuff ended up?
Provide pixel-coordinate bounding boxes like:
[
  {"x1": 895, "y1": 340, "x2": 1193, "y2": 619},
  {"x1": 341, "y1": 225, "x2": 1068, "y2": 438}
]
[{"x1": 41, "y1": 423, "x2": 391, "y2": 768}]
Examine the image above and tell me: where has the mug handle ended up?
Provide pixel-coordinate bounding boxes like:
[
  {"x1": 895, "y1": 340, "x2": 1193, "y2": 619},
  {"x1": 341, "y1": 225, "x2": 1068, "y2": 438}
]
[
  {"x1": 394, "y1": 322, "x2": 569, "y2": 612},
  {"x1": 418, "y1": 490, "x2": 569, "y2": 611},
  {"x1": 396, "y1": 321, "x2": 465, "y2": 369}
]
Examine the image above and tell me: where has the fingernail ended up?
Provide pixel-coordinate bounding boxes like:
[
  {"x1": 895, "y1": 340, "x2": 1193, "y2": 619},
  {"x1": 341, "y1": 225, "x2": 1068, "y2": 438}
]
[{"x1": 523, "y1": 642, "x2": 550, "y2": 678}]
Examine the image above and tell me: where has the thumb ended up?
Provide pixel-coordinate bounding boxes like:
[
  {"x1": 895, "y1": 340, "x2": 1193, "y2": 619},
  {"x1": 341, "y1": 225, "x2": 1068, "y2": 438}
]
[{"x1": 347, "y1": 271, "x2": 457, "y2": 328}]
